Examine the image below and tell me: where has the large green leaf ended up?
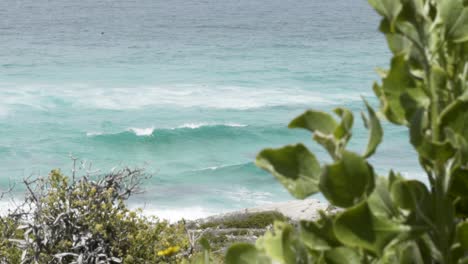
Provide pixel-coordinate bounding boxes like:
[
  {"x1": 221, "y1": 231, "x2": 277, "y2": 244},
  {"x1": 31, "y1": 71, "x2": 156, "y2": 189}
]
[
  {"x1": 256, "y1": 144, "x2": 321, "y2": 199},
  {"x1": 323, "y1": 247, "x2": 361, "y2": 264},
  {"x1": 300, "y1": 214, "x2": 341, "y2": 251},
  {"x1": 313, "y1": 133, "x2": 340, "y2": 161},
  {"x1": 450, "y1": 169, "x2": 468, "y2": 198},
  {"x1": 333, "y1": 108, "x2": 354, "y2": 140},
  {"x1": 384, "y1": 31, "x2": 412, "y2": 55},
  {"x1": 334, "y1": 202, "x2": 405, "y2": 255},
  {"x1": 410, "y1": 108, "x2": 455, "y2": 163},
  {"x1": 390, "y1": 179, "x2": 430, "y2": 211},
  {"x1": 289, "y1": 109, "x2": 354, "y2": 160},
  {"x1": 455, "y1": 198, "x2": 468, "y2": 218},
  {"x1": 445, "y1": 128, "x2": 468, "y2": 167},
  {"x1": 380, "y1": 55, "x2": 417, "y2": 125},
  {"x1": 319, "y1": 151, "x2": 375, "y2": 208},
  {"x1": 457, "y1": 221, "x2": 468, "y2": 250},
  {"x1": 256, "y1": 222, "x2": 301, "y2": 264},
  {"x1": 398, "y1": 242, "x2": 425, "y2": 264},
  {"x1": 362, "y1": 99, "x2": 383, "y2": 158},
  {"x1": 368, "y1": 0, "x2": 403, "y2": 31},
  {"x1": 440, "y1": 93, "x2": 468, "y2": 146},
  {"x1": 437, "y1": 0, "x2": 468, "y2": 43},
  {"x1": 225, "y1": 244, "x2": 261, "y2": 264},
  {"x1": 368, "y1": 176, "x2": 399, "y2": 218},
  {"x1": 289, "y1": 110, "x2": 338, "y2": 135}
]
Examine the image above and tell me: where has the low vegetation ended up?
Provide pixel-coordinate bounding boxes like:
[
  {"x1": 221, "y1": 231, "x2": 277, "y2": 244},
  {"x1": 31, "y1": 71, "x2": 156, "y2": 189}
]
[
  {"x1": 0, "y1": 169, "x2": 290, "y2": 263},
  {"x1": 0, "y1": 169, "x2": 189, "y2": 263}
]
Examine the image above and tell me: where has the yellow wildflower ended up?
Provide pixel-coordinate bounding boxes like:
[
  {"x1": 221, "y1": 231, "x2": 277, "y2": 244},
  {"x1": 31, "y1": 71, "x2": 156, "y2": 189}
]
[{"x1": 157, "y1": 246, "x2": 180, "y2": 257}]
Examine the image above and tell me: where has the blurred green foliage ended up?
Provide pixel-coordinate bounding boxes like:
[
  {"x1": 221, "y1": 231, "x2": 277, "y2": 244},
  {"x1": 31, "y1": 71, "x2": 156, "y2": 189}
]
[{"x1": 226, "y1": 0, "x2": 468, "y2": 263}]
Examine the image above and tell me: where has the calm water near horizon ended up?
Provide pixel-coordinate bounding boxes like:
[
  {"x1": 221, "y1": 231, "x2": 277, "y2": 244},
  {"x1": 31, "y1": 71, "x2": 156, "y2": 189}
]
[{"x1": 0, "y1": 0, "x2": 423, "y2": 220}]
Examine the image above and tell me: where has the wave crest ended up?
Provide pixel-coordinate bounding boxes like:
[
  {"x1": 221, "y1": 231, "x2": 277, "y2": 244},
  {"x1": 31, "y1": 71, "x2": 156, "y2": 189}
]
[{"x1": 86, "y1": 122, "x2": 250, "y2": 139}]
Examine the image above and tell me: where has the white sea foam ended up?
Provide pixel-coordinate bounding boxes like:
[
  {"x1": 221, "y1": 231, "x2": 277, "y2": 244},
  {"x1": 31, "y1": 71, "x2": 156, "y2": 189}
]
[
  {"x1": 177, "y1": 122, "x2": 209, "y2": 129},
  {"x1": 224, "y1": 122, "x2": 248, "y2": 127},
  {"x1": 132, "y1": 205, "x2": 220, "y2": 222},
  {"x1": 129, "y1": 127, "x2": 155, "y2": 136},
  {"x1": 192, "y1": 162, "x2": 251, "y2": 172},
  {"x1": 86, "y1": 131, "x2": 103, "y2": 137},
  {"x1": 0, "y1": 83, "x2": 349, "y2": 111},
  {"x1": 177, "y1": 122, "x2": 247, "y2": 129}
]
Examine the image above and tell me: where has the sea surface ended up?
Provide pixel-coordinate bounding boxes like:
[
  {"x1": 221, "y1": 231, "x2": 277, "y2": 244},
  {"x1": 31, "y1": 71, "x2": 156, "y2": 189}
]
[{"x1": 0, "y1": 0, "x2": 423, "y2": 220}]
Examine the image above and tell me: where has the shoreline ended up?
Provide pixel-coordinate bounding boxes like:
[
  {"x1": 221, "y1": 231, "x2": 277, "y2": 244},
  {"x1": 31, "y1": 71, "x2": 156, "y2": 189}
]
[
  {"x1": 1, "y1": 198, "x2": 332, "y2": 222},
  {"x1": 195, "y1": 198, "x2": 333, "y2": 223}
]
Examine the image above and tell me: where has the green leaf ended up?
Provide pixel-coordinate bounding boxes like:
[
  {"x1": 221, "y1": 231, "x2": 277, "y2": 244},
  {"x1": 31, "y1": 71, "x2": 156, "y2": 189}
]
[
  {"x1": 313, "y1": 133, "x2": 340, "y2": 160},
  {"x1": 440, "y1": 93, "x2": 468, "y2": 146},
  {"x1": 457, "y1": 221, "x2": 468, "y2": 250},
  {"x1": 289, "y1": 109, "x2": 354, "y2": 160},
  {"x1": 368, "y1": 176, "x2": 399, "y2": 218},
  {"x1": 333, "y1": 108, "x2": 354, "y2": 140},
  {"x1": 334, "y1": 202, "x2": 404, "y2": 255},
  {"x1": 380, "y1": 55, "x2": 417, "y2": 125},
  {"x1": 450, "y1": 169, "x2": 468, "y2": 198},
  {"x1": 410, "y1": 109, "x2": 455, "y2": 163},
  {"x1": 300, "y1": 215, "x2": 341, "y2": 251},
  {"x1": 384, "y1": 32, "x2": 412, "y2": 55},
  {"x1": 398, "y1": 242, "x2": 425, "y2": 264},
  {"x1": 455, "y1": 198, "x2": 468, "y2": 218},
  {"x1": 319, "y1": 151, "x2": 375, "y2": 208},
  {"x1": 390, "y1": 179, "x2": 430, "y2": 211},
  {"x1": 362, "y1": 99, "x2": 383, "y2": 158},
  {"x1": 400, "y1": 87, "x2": 430, "y2": 122},
  {"x1": 225, "y1": 244, "x2": 260, "y2": 264},
  {"x1": 368, "y1": 0, "x2": 403, "y2": 31},
  {"x1": 256, "y1": 144, "x2": 321, "y2": 199},
  {"x1": 323, "y1": 247, "x2": 361, "y2": 264},
  {"x1": 409, "y1": 108, "x2": 427, "y2": 148},
  {"x1": 256, "y1": 222, "x2": 299, "y2": 264},
  {"x1": 437, "y1": 0, "x2": 468, "y2": 43},
  {"x1": 445, "y1": 128, "x2": 468, "y2": 167},
  {"x1": 289, "y1": 110, "x2": 338, "y2": 134}
]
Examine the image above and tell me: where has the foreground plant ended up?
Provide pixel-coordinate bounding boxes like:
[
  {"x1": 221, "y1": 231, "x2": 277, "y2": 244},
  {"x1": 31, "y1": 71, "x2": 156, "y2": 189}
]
[{"x1": 226, "y1": 0, "x2": 468, "y2": 263}]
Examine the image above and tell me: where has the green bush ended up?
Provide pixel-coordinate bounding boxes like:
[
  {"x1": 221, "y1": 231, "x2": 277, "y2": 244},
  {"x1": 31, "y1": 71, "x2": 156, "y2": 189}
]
[
  {"x1": 0, "y1": 216, "x2": 22, "y2": 263},
  {"x1": 2, "y1": 169, "x2": 189, "y2": 263},
  {"x1": 226, "y1": 0, "x2": 468, "y2": 263},
  {"x1": 199, "y1": 211, "x2": 288, "y2": 230}
]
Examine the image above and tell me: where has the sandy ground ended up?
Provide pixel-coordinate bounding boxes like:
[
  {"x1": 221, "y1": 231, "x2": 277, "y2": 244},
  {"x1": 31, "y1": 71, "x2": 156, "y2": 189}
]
[{"x1": 203, "y1": 198, "x2": 335, "y2": 222}]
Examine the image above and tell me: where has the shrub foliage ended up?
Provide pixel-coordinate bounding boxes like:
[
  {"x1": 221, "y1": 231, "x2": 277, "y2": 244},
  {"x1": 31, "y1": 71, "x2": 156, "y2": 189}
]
[
  {"x1": 226, "y1": 0, "x2": 468, "y2": 263},
  {"x1": 0, "y1": 169, "x2": 189, "y2": 263}
]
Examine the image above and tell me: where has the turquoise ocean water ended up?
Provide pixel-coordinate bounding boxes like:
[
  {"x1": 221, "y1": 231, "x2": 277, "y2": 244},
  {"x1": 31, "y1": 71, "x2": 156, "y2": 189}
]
[{"x1": 1, "y1": 0, "x2": 422, "y2": 219}]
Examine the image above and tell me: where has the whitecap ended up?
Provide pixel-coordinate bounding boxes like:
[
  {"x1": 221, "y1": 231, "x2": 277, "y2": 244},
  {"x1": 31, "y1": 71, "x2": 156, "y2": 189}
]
[
  {"x1": 224, "y1": 122, "x2": 248, "y2": 127},
  {"x1": 86, "y1": 131, "x2": 103, "y2": 137},
  {"x1": 190, "y1": 162, "x2": 252, "y2": 172},
  {"x1": 177, "y1": 122, "x2": 209, "y2": 129},
  {"x1": 131, "y1": 205, "x2": 220, "y2": 222},
  {"x1": 177, "y1": 122, "x2": 248, "y2": 129},
  {"x1": 129, "y1": 127, "x2": 155, "y2": 136},
  {"x1": 0, "y1": 83, "x2": 343, "y2": 111}
]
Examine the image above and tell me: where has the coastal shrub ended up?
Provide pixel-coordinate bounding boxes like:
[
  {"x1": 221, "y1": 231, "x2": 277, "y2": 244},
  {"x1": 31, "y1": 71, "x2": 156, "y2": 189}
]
[
  {"x1": 226, "y1": 0, "x2": 468, "y2": 263},
  {"x1": 199, "y1": 211, "x2": 288, "y2": 230},
  {"x1": 3, "y1": 169, "x2": 189, "y2": 263},
  {"x1": 0, "y1": 216, "x2": 22, "y2": 263}
]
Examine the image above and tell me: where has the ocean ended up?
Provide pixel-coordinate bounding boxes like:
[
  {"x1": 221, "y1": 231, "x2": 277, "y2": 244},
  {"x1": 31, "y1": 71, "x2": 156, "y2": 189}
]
[{"x1": 0, "y1": 0, "x2": 422, "y2": 220}]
